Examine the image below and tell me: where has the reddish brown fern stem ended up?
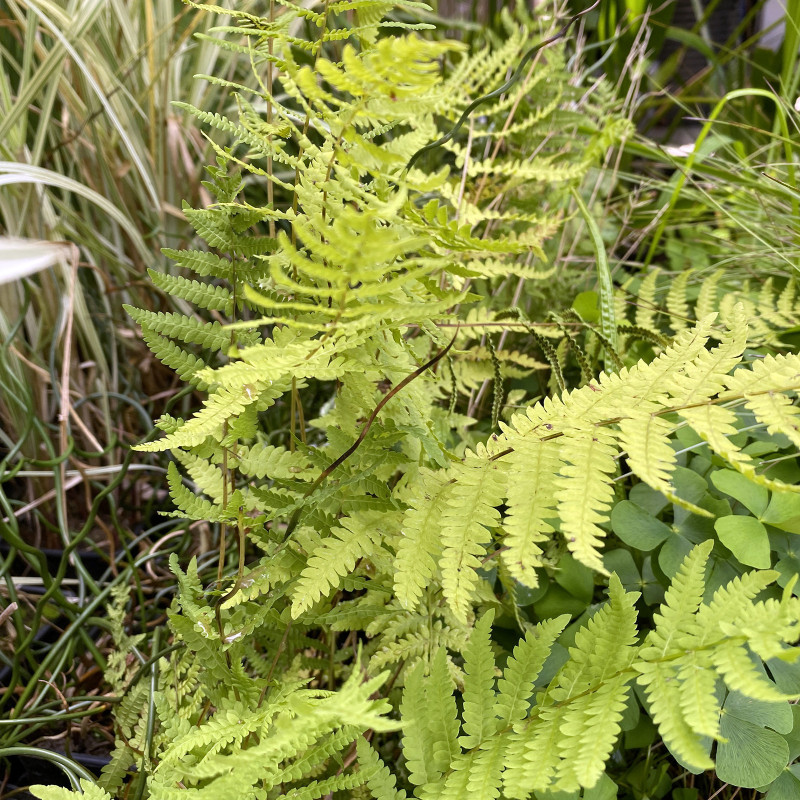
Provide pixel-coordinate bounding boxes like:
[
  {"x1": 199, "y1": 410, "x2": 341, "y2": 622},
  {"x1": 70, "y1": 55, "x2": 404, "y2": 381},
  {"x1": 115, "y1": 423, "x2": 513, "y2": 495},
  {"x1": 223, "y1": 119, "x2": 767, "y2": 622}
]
[{"x1": 280, "y1": 329, "x2": 458, "y2": 541}]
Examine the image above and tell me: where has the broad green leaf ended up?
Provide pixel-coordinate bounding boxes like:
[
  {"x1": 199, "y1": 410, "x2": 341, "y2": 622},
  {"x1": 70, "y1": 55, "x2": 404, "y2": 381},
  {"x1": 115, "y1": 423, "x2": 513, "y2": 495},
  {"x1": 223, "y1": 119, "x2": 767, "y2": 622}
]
[
  {"x1": 776, "y1": 555, "x2": 800, "y2": 596},
  {"x1": 768, "y1": 659, "x2": 800, "y2": 698},
  {"x1": 716, "y1": 691, "x2": 791, "y2": 789},
  {"x1": 715, "y1": 516, "x2": 771, "y2": 568},
  {"x1": 716, "y1": 718, "x2": 789, "y2": 788},
  {"x1": 31, "y1": 781, "x2": 112, "y2": 800},
  {"x1": 629, "y1": 481, "x2": 669, "y2": 516},
  {"x1": 781, "y1": 705, "x2": 800, "y2": 762},
  {"x1": 513, "y1": 577, "x2": 548, "y2": 606},
  {"x1": 765, "y1": 767, "x2": 800, "y2": 800},
  {"x1": 572, "y1": 290, "x2": 600, "y2": 323},
  {"x1": 658, "y1": 532, "x2": 695, "y2": 579},
  {"x1": 603, "y1": 549, "x2": 640, "y2": 590},
  {"x1": 671, "y1": 467, "x2": 709, "y2": 515},
  {"x1": 710, "y1": 469, "x2": 769, "y2": 517},
  {"x1": 554, "y1": 553, "x2": 594, "y2": 603},
  {"x1": 583, "y1": 774, "x2": 617, "y2": 800},
  {"x1": 611, "y1": 500, "x2": 672, "y2": 551},
  {"x1": 763, "y1": 492, "x2": 800, "y2": 531},
  {"x1": 723, "y1": 692, "x2": 793, "y2": 734},
  {"x1": 461, "y1": 610, "x2": 496, "y2": 749}
]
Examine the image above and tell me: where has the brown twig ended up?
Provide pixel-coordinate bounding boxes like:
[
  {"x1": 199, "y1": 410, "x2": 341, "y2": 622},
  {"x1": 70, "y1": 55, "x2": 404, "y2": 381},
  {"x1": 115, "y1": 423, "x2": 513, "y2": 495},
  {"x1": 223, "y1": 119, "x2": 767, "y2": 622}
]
[{"x1": 280, "y1": 330, "x2": 458, "y2": 541}]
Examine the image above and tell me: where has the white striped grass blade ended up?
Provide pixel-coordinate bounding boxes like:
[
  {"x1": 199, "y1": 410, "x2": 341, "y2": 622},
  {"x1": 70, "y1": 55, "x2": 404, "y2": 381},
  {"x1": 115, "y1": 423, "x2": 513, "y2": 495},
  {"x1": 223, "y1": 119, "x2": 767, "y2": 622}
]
[{"x1": 0, "y1": 236, "x2": 72, "y2": 285}]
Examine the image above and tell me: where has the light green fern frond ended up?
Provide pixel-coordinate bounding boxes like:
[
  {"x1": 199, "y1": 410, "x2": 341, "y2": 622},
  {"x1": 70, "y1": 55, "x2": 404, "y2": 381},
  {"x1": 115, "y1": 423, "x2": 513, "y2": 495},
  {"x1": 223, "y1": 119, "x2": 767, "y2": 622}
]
[
  {"x1": 636, "y1": 543, "x2": 800, "y2": 774},
  {"x1": 137, "y1": 379, "x2": 287, "y2": 452},
  {"x1": 401, "y1": 660, "x2": 441, "y2": 788},
  {"x1": 139, "y1": 324, "x2": 209, "y2": 389},
  {"x1": 504, "y1": 575, "x2": 638, "y2": 796},
  {"x1": 634, "y1": 268, "x2": 660, "y2": 332},
  {"x1": 148, "y1": 269, "x2": 234, "y2": 313},
  {"x1": 495, "y1": 615, "x2": 569, "y2": 729},
  {"x1": 291, "y1": 512, "x2": 396, "y2": 617},
  {"x1": 395, "y1": 468, "x2": 453, "y2": 609},
  {"x1": 426, "y1": 648, "x2": 461, "y2": 775},
  {"x1": 555, "y1": 423, "x2": 617, "y2": 571},
  {"x1": 724, "y1": 352, "x2": 800, "y2": 449},
  {"x1": 124, "y1": 306, "x2": 242, "y2": 352},
  {"x1": 666, "y1": 270, "x2": 691, "y2": 334},
  {"x1": 439, "y1": 446, "x2": 507, "y2": 621},
  {"x1": 159, "y1": 247, "x2": 236, "y2": 281},
  {"x1": 460, "y1": 611, "x2": 496, "y2": 749},
  {"x1": 500, "y1": 433, "x2": 559, "y2": 587},
  {"x1": 164, "y1": 461, "x2": 225, "y2": 522},
  {"x1": 31, "y1": 782, "x2": 112, "y2": 800}
]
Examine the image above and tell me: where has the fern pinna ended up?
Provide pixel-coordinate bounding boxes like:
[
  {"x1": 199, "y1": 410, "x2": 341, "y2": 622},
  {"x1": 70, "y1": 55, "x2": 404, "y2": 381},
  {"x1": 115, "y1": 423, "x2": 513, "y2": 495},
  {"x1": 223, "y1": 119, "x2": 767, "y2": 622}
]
[{"x1": 31, "y1": 0, "x2": 800, "y2": 798}]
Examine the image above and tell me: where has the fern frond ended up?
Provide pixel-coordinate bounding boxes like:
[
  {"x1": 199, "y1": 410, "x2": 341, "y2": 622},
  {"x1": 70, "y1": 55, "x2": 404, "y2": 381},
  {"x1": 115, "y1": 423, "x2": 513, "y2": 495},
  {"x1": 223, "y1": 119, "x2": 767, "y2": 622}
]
[
  {"x1": 124, "y1": 306, "x2": 237, "y2": 352},
  {"x1": 139, "y1": 324, "x2": 209, "y2": 388},
  {"x1": 504, "y1": 576, "x2": 639, "y2": 795},
  {"x1": 440, "y1": 447, "x2": 507, "y2": 621},
  {"x1": 645, "y1": 539, "x2": 711, "y2": 659},
  {"x1": 97, "y1": 739, "x2": 136, "y2": 796},
  {"x1": 426, "y1": 648, "x2": 461, "y2": 775},
  {"x1": 457, "y1": 738, "x2": 506, "y2": 800},
  {"x1": 495, "y1": 615, "x2": 569, "y2": 728},
  {"x1": 461, "y1": 611, "x2": 496, "y2": 749},
  {"x1": 724, "y1": 352, "x2": 800, "y2": 449},
  {"x1": 234, "y1": 443, "x2": 312, "y2": 481},
  {"x1": 666, "y1": 270, "x2": 691, "y2": 334},
  {"x1": 138, "y1": 379, "x2": 287, "y2": 452},
  {"x1": 634, "y1": 268, "x2": 660, "y2": 332},
  {"x1": 395, "y1": 469, "x2": 452, "y2": 609},
  {"x1": 291, "y1": 512, "x2": 395, "y2": 617},
  {"x1": 401, "y1": 661, "x2": 441, "y2": 787},
  {"x1": 164, "y1": 461, "x2": 225, "y2": 522},
  {"x1": 173, "y1": 450, "x2": 226, "y2": 503},
  {"x1": 272, "y1": 769, "x2": 370, "y2": 800},
  {"x1": 680, "y1": 402, "x2": 798, "y2": 493},
  {"x1": 557, "y1": 671, "x2": 634, "y2": 789},
  {"x1": 638, "y1": 664, "x2": 714, "y2": 771},
  {"x1": 30, "y1": 782, "x2": 112, "y2": 800},
  {"x1": 148, "y1": 269, "x2": 234, "y2": 313},
  {"x1": 668, "y1": 306, "x2": 748, "y2": 405},
  {"x1": 695, "y1": 269, "x2": 723, "y2": 320},
  {"x1": 555, "y1": 424, "x2": 617, "y2": 571},
  {"x1": 710, "y1": 638, "x2": 787, "y2": 702}
]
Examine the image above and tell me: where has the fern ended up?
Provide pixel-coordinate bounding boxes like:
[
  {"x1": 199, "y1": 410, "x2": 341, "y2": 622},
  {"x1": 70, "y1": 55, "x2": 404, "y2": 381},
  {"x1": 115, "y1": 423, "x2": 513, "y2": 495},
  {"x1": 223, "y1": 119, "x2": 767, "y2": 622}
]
[
  {"x1": 438, "y1": 446, "x2": 507, "y2": 621},
  {"x1": 503, "y1": 575, "x2": 639, "y2": 794},
  {"x1": 30, "y1": 783, "x2": 112, "y2": 800},
  {"x1": 63, "y1": 4, "x2": 800, "y2": 800},
  {"x1": 495, "y1": 615, "x2": 569, "y2": 728},
  {"x1": 619, "y1": 268, "x2": 800, "y2": 348},
  {"x1": 291, "y1": 512, "x2": 396, "y2": 617},
  {"x1": 395, "y1": 468, "x2": 452, "y2": 609},
  {"x1": 460, "y1": 610, "x2": 497, "y2": 749},
  {"x1": 357, "y1": 737, "x2": 409, "y2": 800},
  {"x1": 389, "y1": 547, "x2": 800, "y2": 798},
  {"x1": 397, "y1": 309, "x2": 800, "y2": 612},
  {"x1": 124, "y1": 306, "x2": 244, "y2": 352},
  {"x1": 400, "y1": 659, "x2": 441, "y2": 788}
]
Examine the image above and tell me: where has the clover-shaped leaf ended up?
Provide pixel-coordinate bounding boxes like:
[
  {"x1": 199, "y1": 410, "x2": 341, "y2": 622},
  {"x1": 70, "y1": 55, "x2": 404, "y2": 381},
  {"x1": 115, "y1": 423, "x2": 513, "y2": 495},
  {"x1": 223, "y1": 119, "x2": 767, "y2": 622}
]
[{"x1": 716, "y1": 692, "x2": 791, "y2": 788}]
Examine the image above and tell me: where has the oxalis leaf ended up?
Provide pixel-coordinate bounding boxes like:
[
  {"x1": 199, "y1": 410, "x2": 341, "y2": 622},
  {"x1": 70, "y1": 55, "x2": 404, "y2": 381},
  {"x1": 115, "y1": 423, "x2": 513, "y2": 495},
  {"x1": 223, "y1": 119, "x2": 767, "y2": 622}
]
[
  {"x1": 715, "y1": 516, "x2": 771, "y2": 569},
  {"x1": 715, "y1": 692, "x2": 792, "y2": 788}
]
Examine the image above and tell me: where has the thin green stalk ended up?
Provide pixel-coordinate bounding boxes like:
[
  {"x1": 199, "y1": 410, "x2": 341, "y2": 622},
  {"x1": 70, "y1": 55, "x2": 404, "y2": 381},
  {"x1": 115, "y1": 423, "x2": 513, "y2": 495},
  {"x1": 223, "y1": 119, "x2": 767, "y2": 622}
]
[
  {"x1": 0, "y1": 746, "x2": 95, "y2": 787},
  {"x1": 570, "y1": 186, "x2": 617, "y2": 368}
]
